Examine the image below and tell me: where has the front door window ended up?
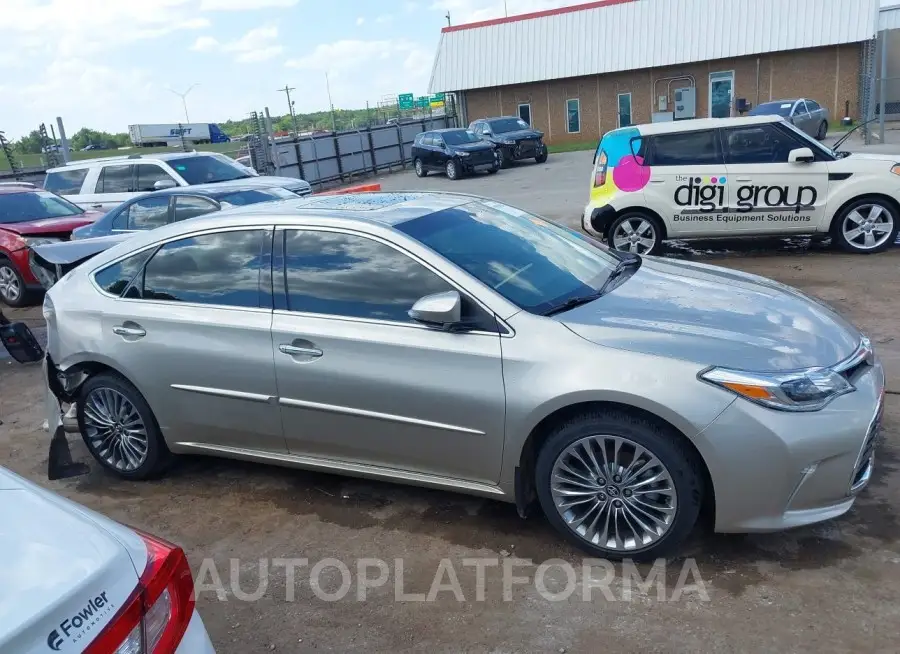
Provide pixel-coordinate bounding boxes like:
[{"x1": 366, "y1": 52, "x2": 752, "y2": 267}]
[{"x1": 709, "y1": 71, "x2": 734, "y2": 118}]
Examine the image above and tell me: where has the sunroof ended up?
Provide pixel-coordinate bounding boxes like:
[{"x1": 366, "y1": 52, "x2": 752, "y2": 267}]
[{"x1": 298, "y1": 192, "x2": 425, "y2": 211}]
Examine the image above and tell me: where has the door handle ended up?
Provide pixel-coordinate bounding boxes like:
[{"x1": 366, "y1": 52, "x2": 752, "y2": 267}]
[
  {"x1": 91, "y1": 203, "x2": 103, "y2": 209},
  {"x1": 279, "y1": 344, "x2": 323, "y2": 358},
  {"x1": 649, "y1": 179, "x2": 665, "y2": 184},
  {"x1": 736, "y1": 178, "x2": 752, "y2": 182},
  {"x1": 112, "y1": 325, "x2": 146, "y2": 338}
]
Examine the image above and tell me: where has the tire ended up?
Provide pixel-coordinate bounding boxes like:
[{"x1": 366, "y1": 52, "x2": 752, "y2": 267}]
[
  {"x1": 0, "y1": 259, "x2": 29, "y2": 308},
  {"x1": 77, "y1": 372, "x2": 171, "y2": 480},
  {"x1": 830, "y1": 196, "x2": 899, "y2": 254},
  {"x1": 607, "y1": 211, "x2": 663, "y2": 255},
  {"x1": 535, "y1": 409, "x2": 703, "y2": 561},
  {"x1": 535, "y1": 152, "x2": 548, "y2": 164},
  {"x1": 816, "y1": 121, "x2": 828, "y2": 140},
  {"x1": 487, "y1": 165, "x2": 499, "y2": 174},
  {"x1": 496, "y1": 148, "x2": 510, "y2": 169},
  {"x1": 414, "y1": 158, "x2": 427, "y2": 178},
  {"x1": 446, "y1": 159, "x2": 460, "y2": 180}
]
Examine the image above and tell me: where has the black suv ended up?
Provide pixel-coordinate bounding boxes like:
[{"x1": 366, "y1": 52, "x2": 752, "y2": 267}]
[
  {"x1": 412, "y1": 128, "x2": 499, "y2": 180},
  {"x1": 469, "y1": 116, "x2": 548, "y2": 167}
]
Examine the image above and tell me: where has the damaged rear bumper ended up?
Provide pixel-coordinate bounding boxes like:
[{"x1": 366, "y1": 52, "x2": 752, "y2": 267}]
[{"x1": 44, "y1": 355, "x2": 90, "y2": 479}]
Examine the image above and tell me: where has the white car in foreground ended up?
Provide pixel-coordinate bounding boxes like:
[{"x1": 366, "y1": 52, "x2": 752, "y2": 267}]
[{"x1": 0, "y1": 466, "x2": 215, "y2": 653}]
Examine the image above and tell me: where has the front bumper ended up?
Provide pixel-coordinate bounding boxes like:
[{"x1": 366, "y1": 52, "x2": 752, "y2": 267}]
[
  {"x1": 500, "y1": 141, "x2": 546, "y2": 160},
  {"x1": 696, "y1": 359, "x2": 885, "y2": 533}
]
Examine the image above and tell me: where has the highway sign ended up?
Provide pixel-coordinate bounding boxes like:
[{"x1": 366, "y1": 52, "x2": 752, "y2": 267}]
[{"x1": 398, "y1": 93, "x2": 415, "y2": 111}]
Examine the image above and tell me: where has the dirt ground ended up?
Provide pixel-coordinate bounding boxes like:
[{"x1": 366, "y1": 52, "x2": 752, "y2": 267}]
[{"x1": 2, "y1": 159, "x2": 900, "y2": 652}]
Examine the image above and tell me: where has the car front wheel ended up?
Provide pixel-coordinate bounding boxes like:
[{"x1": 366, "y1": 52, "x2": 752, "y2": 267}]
[
  {"x1": 446, "y1": 159, "x2": 460, "y2": 180},
  {"x1": 831, "y1": 197, "x2": 899, "y2": 253},
  {"x1": 0, "y1": 260, "x2": 28, "y2": 307},
  {"x1": 77, "y1": 372, "x2": 171, "y2": 480},
  {"x1": 535, "y1": 151, "x2": 548, "y2": 164},
  {"x1": 535, "y1": 409, "x2": 703, "y2": 561},
  {"x1": 608, "y1": 212, "x2": 662, "y2": 255}
]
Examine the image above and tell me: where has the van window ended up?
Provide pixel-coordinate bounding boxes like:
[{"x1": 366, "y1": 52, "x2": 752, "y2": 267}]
[
  {"x1": 44, "y1": 168, "x2": 89, "y2": 195},
  {"x1": 723, "y1": 124, "x2": 799, "y2": 164},
  {"x1": 135, "y1": 164, "x2": 177, "y2": 193},
  {"x1": 649, "y1": 130, "x2": 722, "y2": 166}
]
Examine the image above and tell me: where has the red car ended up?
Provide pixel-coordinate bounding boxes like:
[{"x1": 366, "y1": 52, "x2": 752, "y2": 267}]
[{"x1": 0, "y1": 183, "x2": 103, "y2": 307}]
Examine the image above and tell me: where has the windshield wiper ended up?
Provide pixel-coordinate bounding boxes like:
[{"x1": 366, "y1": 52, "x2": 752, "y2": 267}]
[
  {"x1": 831, "y1": 117, "x2": 880, "y2": 152},
  {"x1": 542, "y1": 256, "x2": 642, "y2": 316}
]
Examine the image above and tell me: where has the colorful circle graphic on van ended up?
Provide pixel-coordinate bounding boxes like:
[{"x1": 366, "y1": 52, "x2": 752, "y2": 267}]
[{"x1": 612, "y1": 153, "x2": 651, "y2": 191}]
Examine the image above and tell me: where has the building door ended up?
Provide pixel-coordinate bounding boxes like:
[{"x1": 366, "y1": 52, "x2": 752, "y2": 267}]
[
  {"x1": 518, "y1": 103, "x2": 532, "y2": 126},
  {"x1": 709, "y1": 71, "x2": 734, "y2": 118}
]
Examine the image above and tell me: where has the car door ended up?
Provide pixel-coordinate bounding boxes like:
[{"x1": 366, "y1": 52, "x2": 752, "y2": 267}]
[
  {"x1": 119, "y1": 196, "x2": 170, "y2": 233},
  {"x1": 134, "y1": 163, "x2": 179, "y2": 193},
  {"x1": 432, "y1": 134, "x2": 450, "y2": 168},
  {"x1": 643, "y1": 128, "x2": 730, "y2": 237},
  {"x1": 270, "y1": 227, "x2": 506, "y2": 484},
  {"x1": 418, "y1": 133, "x2": 435, "y2": 168},
  {"x1": 722, "y1": 122, "x2": 829, "y2": 233},
  {"x1": 790, "y1": 100, "x2": 814, "y2": 137},
  {"x1": 96, "y1": 227, "x2": 285, "y2": 452},
  {"x1": 77, "y1": 164, "x2": 136, "y2": 212}
]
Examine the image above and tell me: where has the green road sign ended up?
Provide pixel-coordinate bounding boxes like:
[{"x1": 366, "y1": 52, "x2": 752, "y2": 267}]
[
  {"x1": 430, "y1": 92, "x2": 446, "y2": 108},
  {"x1": 398, "y1": 93, "x2": 414, "y2": 111},
  {"x1": 417, "y1": 95, "x2": 430, "y2": 108}
]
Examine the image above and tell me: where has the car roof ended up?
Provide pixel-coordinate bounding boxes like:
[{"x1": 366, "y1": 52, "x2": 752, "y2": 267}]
[
  {"x1": 46, "y1": 151, "x2": 222, "y2": 173},
  {"x1": 149, "y1": 183, "x2": 286, "y2": 198},
  {"x1": 478, "y1": 117, "x2": 520, "y2": 122},
  {"x1": 430, "y1": 127, "x2": 469, "y2": 133},
  {"x1": 618, "y1": 114, "x2": 782, "y2": 137},
  {"x1": 760, "y1": 98, "x2": 803, "y2": 105}
]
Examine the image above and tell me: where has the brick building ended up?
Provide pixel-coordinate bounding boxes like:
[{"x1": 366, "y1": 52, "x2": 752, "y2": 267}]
[{"x1": 428, "y1": 0, "x2": 881, "y2": 145}]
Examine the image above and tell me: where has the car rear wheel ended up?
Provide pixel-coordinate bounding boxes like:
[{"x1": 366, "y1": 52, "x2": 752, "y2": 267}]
[
  {"x1": 816, "y1": 121, "x2": 828, "y2": 140},
  {"x1": 535, "y1": 409, "x2": 703, "y2": 561},
  {"x1": 608, "y1": 212, "x2": 662, "y2": 255},
  {"x1": 831, "y1": 198, "x2": 899, "y2": 253},
  {"x1": 77, "y1": 372, "x2": 171, "y2": 480},
  {"x1": 446, "y1": 159, "x2": 460, "y2": 180},
  {"x1": 414, "y1": 158, "x2": 427, "y2": 178},
  {"x1": 0, "y1": 260, "x2": 28, "y2": 307}
]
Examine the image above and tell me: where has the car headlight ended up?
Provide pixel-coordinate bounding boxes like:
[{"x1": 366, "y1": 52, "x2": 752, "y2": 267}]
[
  {"x1": 500, "y1": 138, "x2": 516, "y2": 145},
  {"x1": 22, "y1": 237, "x2": 61, "y2": 247},
  {"x1": 456, "y1": 150, "x2": 470, "y2": 157},
  {"x1": 699, "y1": 366, "x2": 853, "y2": 412},
  {"x1": 891, "y1": 164, "x2": 900, "y2": 176}
]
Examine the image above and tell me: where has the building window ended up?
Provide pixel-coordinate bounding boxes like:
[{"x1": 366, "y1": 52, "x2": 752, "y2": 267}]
[
  {"x1": 566, "y1": 98, "x2": 581, "y2": 133},
  {"x1": 709, "y1": 70, "x2": 734, "y2": 118},
  {"x1": 617, "y1": 93, "x2": 632, "y2": 128},
  {"x1": 518, "y1": 103, "x2": 532, "y2": 126}
]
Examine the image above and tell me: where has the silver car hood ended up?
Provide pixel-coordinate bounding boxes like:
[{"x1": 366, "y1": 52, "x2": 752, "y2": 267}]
[
  {"x1": 234, "y1": 175, "x2": 310, "y2": 192},
  {"x1": 560, "y1": 257, "x2": 861, "y2": 370}
]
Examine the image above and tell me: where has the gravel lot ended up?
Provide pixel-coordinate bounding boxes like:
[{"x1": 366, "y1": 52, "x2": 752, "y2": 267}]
[{"x1": 2, "y1": 150, "x2": 900, "y2": 653}]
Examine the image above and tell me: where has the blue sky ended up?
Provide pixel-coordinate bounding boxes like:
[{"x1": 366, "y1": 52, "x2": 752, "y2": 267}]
[{"x1": 0, "y1": 0, "x2": 573, "y2": 138}]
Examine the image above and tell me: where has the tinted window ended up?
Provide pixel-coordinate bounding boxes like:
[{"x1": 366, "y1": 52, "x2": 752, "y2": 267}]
[
  {"x1": 0, "y1": 191, "x2": 84, "y2": 224},
  {"x1": 44, "y1": 168, "x2": 88, "y2": 195},
  {"x1": 139, "y1": 230, "x2": 265, "y2": 307},
  {"x1": 283, "y1": 230, "x2": 451, "y2": 322},
  {"x1": 168, "y1": 155, "x2": 253, "y2": 185},
  {"x1": 173, "y1": 196, "x2": 218, "y2": 221},
  {"x1": 96, "y1": 165, "x2": 133, "y2": 193},
  {"x1": 724, "y1": 124, "x2": 798, "y2": 164},
  {"x1": 94, "y1": 250, "x2": 153, "y2": 296},
  {"x1": 794, "y1": 101, "x2": 809, "y2": 115},
  {"x1": 135, "y1": 164, "x2": 177, "y2": 192},
  {"x1": 397, "y1": 200, "x2": 617, "y2": 315},
  {"x1": 488, "y1": 118, "x2": 530, "y2": 133},
  {"x1": 650, "y1": 130, "x2": 722, "y2": 166},
  {"x1": 127, "y1": 197, "x2": 169, "y2": 230},
  {"x1": 422, "y1": 134, "x2": 434, "y2": 146},
  {"x1": 442, "y1": 130, "x2": 481, "y2": 145},
  {"x1": 806, "y1": 100, "x2": 821, "y2": 111},
  {"x1": 471, "y1": 123, "x2": 483, "y2": 135},
  {"x1": 748, "y1": 101, "x2": 794, "y2": 117}
]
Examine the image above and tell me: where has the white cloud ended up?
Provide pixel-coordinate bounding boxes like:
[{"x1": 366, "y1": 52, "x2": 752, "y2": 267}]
[
  {"x1": 191, "y1": 35, "x2": 220, "y2": 52},
  {"x1": 234, "y1": 45, "x2": 285, "y2": 63},
  {"x1": 356, "y1": 16, "x2": 365, "y2": 25},
  {"x1": 199, "y1": 0, "x2": 298, "y2": 9},
  {"x1": 192, "y1": 25, "x2": 284, "y2": 63},
  {"x1": 374, "y1": 14, "x2": 393, "y2": 24}
]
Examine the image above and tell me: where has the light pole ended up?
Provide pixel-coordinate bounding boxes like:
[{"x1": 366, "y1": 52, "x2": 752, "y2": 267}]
[{"x1": 168, "y1": 83, "x2": 200, "y2": 123}]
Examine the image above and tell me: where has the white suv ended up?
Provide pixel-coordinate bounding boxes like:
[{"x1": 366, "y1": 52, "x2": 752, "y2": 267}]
[
  {"x1": 0, "y1": 465, "x2": 215, "y2": 653},
  {"x1": 45, "y1": 152, "x2": 311, "y2": 212}
]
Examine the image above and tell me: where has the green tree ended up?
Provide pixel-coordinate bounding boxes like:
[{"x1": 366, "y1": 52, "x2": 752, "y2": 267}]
[{"x1": 14, "y1": 130, "x2": 44, "y2": 154}]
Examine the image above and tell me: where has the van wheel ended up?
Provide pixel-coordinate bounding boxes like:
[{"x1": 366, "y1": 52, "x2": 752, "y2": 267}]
[
  {"x1": 831, "y1": 197, "x2": 898, "y2": 253},
  {"x1": 816, "y1": 121, "x2": 828, "y2": 140},
  {"x1": 535, "y1": 409, "x2": 703, "y2": 561},
  {"x1": 77, "y1": 372, "x2": 171, "y2": 480},
  {"x1": 414, "y1": 158, "x2": 427, "y2": 178},
  {"x1": 608, "y1": 212, "x2": 662, "y2": 255}
]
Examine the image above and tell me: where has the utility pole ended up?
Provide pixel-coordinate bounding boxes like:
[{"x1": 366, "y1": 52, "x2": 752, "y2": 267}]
[
  {"x1": 446, "y1": 11, "x2": 451, "y2": 26},
  {"x1": 504, "y1": 0, "x2": 508, "y2": 17},
  {"x1": 277, "y1": 85, "x2": 300, "y2": 136},
  {"x1": 325, "y1": 71, "x2": 337, "y2": 132}
]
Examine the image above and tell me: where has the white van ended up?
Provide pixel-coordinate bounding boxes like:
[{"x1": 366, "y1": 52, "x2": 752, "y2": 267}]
[{"x1": 583, "y1": 115, "x2": 900, "y2": 254}]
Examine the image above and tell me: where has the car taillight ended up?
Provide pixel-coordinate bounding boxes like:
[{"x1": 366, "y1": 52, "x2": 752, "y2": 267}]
[
  {"x1": 84, "y1": 530, "x2": 195, "y2": 654},
  {"x1": 593, "y1": 151, "x2": 608, "y2": 187},
  {"x1": 594, "y1": 168, "x2": 606, "y2": 187}
]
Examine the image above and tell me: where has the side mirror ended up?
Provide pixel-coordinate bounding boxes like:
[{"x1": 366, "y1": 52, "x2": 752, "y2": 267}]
[
  {"x1": 409, "y1": 290, "x2": 461, "y2": 328},
  {"x1": 153, "y1": 179, "x2": 177, "y2": 190},
  {"x1": 788, "y1": 147, "x2": 815, "y2": 164}
]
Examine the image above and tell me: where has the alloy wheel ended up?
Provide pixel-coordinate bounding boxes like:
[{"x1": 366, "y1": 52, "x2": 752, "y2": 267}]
[
  {"x1": 415, "y1": 159, "x2": 424, "y2": 176},
  {"x1": 549, "y1": 434, "x2": 678, "y2": 552},
  {"x1": 0, "y1": 265, "x2": 21, "y2": 304},
  {"x1": 83, "y1": 387, "x2": 149, "y2": 472},
  {"x1": 612, "y1": 217, "x2": 657, "y2": 254},
  {"x1": 842, "y1": 203, "x2": 894, "y2": 251},
  {"x1": 446, "y1": 160, "x2": 457, "y2": 180}
]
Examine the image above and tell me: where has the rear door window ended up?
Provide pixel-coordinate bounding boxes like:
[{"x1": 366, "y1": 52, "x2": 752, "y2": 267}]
[
  {"x1": 173, "y1": 196, "x2": 219, "y2": 221},
  {"x1": 95, "y1": 165, "x2": 134, "y2": 193},
  {"x1": 125, "y1": 197, "x2": 170, "y2": 230},
  {"x1": 134, "y1": 164, "x2": 178, "y2": 192},
  {"x1": 44, "y1": 168, "x2": 89, "y2": 195},
  {"x1": 649, "y1": 130, "x2": 722, "y2": 166}
]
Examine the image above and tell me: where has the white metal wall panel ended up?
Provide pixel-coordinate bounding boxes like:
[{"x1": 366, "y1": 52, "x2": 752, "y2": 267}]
[
  {"x1": 881, "y1": 5, "x2": 900, "y2": 31},
  {"x1": 430, "y1": 0, "x2": 880, "y2": 92}
]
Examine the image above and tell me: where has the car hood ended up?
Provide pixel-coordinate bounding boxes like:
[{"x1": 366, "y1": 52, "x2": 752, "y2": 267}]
[
  {"x1": 0, "y1": 211, "x2": 102, "y2": 235},
  {"x1": 0, "y1": 468, "x2": 143, "y2": 654},
  {"x1": 492, "y1": 129, "x2": 544, "y2": 141},
  {"x1": 560, "y1": 257, "x2": 861, "y2": 370},
  {"x1": 831, "y1": 152, "x2": 900, "y2": 168},
  {"x1": 452, "y1": 142, "x2": 495, "y2": 153},
  {"x1": 221, "y1": 175, "x2": 311, "y2": 192}
]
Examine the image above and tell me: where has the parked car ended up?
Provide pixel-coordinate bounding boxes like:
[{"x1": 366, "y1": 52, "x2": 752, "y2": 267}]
[
  {"x1": 584, "y1": 114, "x2": 900, "y2": 255},
  {"x1": 44, "y1": 151, "x2": 312, "y2": 213},
  {"x1": 71, "y1": 184, "x2": 299, "y2": 240},
  {"x1": 412, "y1": 128, "x2": 499, "y2": 180},
  {"x1": 37, "y1": 191, "x2": 883, "y2": 560},
  {"x1": 0, "y1": 182, "x2": 103, "y2": 307},
  {"x1": 468, "y1": 116, "x2": 548, "y2": 167},
  {"x1": 81, "y1": 144, "x2": 104, "y2": 151},
  {"x1": 748, "y1": 98, "x2": 830, "y2": 139},
  {"x1": 0, "y1": 464, "x2": 215, "y2": 653}
]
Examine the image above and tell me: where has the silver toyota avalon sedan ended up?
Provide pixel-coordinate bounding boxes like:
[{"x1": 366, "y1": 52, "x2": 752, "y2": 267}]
[{"x1": 42, "y1": 192, "x2": 884, "y2": 560}]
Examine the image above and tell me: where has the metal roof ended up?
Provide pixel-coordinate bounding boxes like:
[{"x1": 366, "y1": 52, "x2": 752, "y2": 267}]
[{"x1": 429, "y1": 0, "x2": 880, "y2": 92}]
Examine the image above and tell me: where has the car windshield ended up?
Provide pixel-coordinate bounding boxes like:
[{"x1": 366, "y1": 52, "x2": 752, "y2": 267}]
[
  {"x1": 396, "y1": 200, "x2": 618, "y2": 314},
  {"x1": 442, "y1": 130, "x2": 482, "y2": 145},
  {"x1": 488, "y1": 118, "x2": 531, "y2": 134},
  {"x1": 749, "y1": 101, "x2": 794, "y2": 117},
  {"x1": 169, "y1": 155, "x2": 254, "y2": 185},
  {"x1": 0, "y1": 190, "x2": 84, "y2": 224},
  {"x1": 216, "y1": 188, "x2": 295, "y2": 205}
]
